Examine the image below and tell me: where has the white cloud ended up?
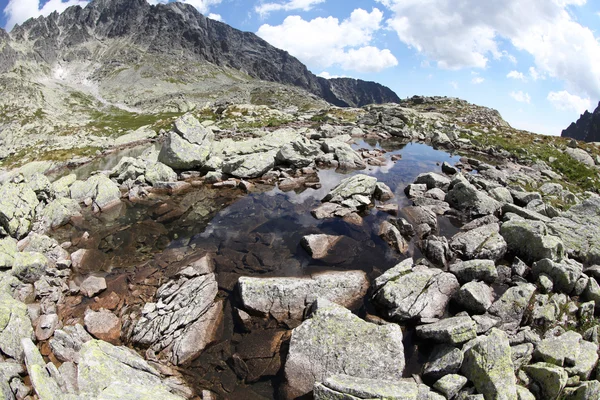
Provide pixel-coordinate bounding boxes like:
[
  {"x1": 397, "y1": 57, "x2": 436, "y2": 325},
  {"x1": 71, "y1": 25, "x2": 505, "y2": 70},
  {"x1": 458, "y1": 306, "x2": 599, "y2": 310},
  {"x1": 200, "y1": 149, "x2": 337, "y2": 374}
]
[
  {"x1": 318, "y1": 71, "x2": 348, "y2": 79},
  {"x1": 547, "y1": 90, "x2": 592, "y2": 114},
  {"x1": 376, "y1": 0, "x2": 600, "y2": 100},
  {"x1": 255, "y1": 0, "x2": 325, "y2": 17},
  {"x1": 4, "y1": 0, "x2": 89, "y2": 31},
  {"x1": 510, "y1": 91, "x2": 531, "y2": 104},
  {"x1": 507, "y1": 70, "x2": 526, "y2": 81},
  {"x1": 207, "y1": 13, "x2": 222, "y2": 21},
  {"x1": 472, "y1": 77, "x2": 485, "y2": 84},
  {"x1": 256, "y1": 8, "x2": 398, "y2": 73},
  {"x1": 528, "y1": 66, "x2": 544, "y2": 81},
  {"x1": 147, "y1": 0, "x2": 221, "y2": 15}
]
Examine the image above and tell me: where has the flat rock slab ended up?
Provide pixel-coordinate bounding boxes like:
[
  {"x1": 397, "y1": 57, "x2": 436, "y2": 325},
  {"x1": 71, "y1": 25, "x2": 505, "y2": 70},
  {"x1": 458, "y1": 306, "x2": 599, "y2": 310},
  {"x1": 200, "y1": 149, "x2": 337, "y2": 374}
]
[
  {"x1": 238, "y1": 270, "x2": 369, "y2": 321},
  {"x1": 374, "y1": 265, "x2": 459, "y2": 321},
  {"x1": 314, "y1": 374, "x2": 439, "y2": 400},
  {"x1": 416, "y1": 316, "x2": 477, "y2": 345},
  {"x1": 284, "y1": 299, "x2": 405, "y2": 398}
]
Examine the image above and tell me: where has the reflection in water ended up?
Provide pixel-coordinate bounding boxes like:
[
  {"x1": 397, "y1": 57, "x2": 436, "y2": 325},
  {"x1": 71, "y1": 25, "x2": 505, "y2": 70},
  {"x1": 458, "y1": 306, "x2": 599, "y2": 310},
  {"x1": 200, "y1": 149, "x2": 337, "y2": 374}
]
[{"x1": 52, "y1": 139, "x2": 462, "y2": 399}]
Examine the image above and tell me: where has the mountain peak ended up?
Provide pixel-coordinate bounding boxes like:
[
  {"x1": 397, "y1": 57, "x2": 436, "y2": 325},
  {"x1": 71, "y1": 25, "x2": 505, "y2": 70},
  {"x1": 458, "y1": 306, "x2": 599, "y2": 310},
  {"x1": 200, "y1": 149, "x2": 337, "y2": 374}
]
[{"x1": 561, "y1": 101, "x2": 600, "y2": 142}]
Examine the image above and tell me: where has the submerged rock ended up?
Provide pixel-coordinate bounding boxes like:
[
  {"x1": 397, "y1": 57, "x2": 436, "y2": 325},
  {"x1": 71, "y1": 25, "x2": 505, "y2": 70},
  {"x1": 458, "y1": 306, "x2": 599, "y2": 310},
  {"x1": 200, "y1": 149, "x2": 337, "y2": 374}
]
[
  {"x1": 284, "y1": 299, "x2": 405, "y2": 398},
  {"x1": 132, "y1": 256, "x2": 222, "y2": 365},
  {"x1": 238, "y1": 271, "x2": 369, "y2": 321}
]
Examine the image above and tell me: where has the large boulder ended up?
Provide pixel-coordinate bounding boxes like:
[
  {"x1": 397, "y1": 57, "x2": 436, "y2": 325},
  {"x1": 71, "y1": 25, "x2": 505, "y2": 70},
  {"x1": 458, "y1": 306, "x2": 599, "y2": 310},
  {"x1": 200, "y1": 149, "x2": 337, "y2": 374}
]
[
  {"x1": 523, "y1": 362, "x2": 568, "y2": 400},
  {"x1": 450, "y1": 223, "x2": 507, "y2": 261},
  {"x1": 70, "y1": 174, "x2": 121, "y2": 211},
  {"x1": 322, "y1": 141, "x2": 365, "y2": 170},
  {"x1": 461, "y1": 328, "x2": 518, "y2": 400},
  {"x1": 11, "y1": 252, "x2": 48, "y2": 283},
  {"x1": 0, "y1": 291, "x2": 33, "y2": 362},
  {"x1": 423, "y1": 344, "x2": 464, "y2": 380},
  {"x1": 445, "y1": 181, "x2": 501, "y2": 218},
  {"x1": 36, "y1": 197, "x2": 81, "y2": 231},
  {"x1": 221, "y1": 151, "x2": 276, "y2": 178},
  {"x1": 238, "y1": 271, "x2": 368, "y2": 321},
  {"x1": 534, "y1": 331, "x2": 599, "y2": 380},
  {"x1": 323, "y1": 174, "x2": 378, "y2": 203},
  {"x1": 488, "y1": 283, "x2": 536, "y2": 331},
  {"x1": 145, "y1": 162, "x2": 178, "y2": 186},
  {"x1": 454, "y1": 281, "x2": 495, "y2": 314},
  {"x1": 449, "y1": 259, "x2": 498, "y2": 283},
  {"x1": 0, "y1": 183, "x2": 39, "y2": 239},
  {"x1": 548, "y1": 197, "x2": 600, "y2": 264},
  {"x1": 158, "y1": 114, "x2": 213, "y2": 170},
  {"x1": 132, "y1": 256, "x2": 221, "y2": 365},
  {"x1": 500, "y1": 219, "x2": 565, "y2": 263},
  {"x1": 374, "y1": 265, "x2": 459, "y2": 321},
  {"x1": 276, "y1": 137, "x2": 322, "y2": 168},
  {"x1": 532, "y1": 258, "x2": 583, "y2": 294},
  {"x1": 284, "y1": 299, "x2": 405, "y2": 398}
]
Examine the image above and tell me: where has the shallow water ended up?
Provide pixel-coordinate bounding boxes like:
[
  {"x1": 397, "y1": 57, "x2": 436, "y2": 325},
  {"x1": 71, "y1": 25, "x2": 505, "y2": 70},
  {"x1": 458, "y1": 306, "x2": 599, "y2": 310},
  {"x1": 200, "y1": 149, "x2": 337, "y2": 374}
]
[{"x1": 52, "y1": 139, "x2": 463, "y2": 399}]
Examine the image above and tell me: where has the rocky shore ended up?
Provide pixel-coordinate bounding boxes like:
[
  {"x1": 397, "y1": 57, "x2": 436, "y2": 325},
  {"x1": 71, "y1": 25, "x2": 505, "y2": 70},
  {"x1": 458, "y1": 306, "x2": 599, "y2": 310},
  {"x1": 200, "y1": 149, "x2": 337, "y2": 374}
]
[{"x1": 0, "y1": 97, "x2": 599, "y2": 399}]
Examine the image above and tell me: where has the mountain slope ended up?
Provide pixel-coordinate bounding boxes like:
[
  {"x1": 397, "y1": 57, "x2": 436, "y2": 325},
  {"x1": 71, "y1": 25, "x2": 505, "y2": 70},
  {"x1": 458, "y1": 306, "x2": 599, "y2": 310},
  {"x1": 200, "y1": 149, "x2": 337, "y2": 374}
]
[{"x1": 561, "y1": 101, "x2": 600, "y2": 142}]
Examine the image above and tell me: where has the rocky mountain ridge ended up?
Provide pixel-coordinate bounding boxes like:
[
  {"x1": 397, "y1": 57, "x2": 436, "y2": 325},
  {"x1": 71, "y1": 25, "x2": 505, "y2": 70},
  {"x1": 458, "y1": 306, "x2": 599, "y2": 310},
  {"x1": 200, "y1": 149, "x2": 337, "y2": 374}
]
[{"x1": 562, "y1": 101, "x2": 600, "y2": 143}]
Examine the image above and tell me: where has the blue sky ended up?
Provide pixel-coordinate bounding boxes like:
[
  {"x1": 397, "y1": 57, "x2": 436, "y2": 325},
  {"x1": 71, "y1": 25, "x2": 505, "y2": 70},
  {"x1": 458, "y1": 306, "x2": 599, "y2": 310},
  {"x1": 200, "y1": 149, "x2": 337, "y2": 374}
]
[{"x1": 2, "y1": 0, "x2": 600, "y2": 136}]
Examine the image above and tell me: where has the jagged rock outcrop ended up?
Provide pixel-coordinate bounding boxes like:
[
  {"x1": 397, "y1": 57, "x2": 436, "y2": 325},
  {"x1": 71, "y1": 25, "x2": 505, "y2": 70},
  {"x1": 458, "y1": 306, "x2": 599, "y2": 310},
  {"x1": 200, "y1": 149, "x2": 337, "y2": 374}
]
[{"x1": 561, "y1": 101, "x2": 600, "y2": 142}]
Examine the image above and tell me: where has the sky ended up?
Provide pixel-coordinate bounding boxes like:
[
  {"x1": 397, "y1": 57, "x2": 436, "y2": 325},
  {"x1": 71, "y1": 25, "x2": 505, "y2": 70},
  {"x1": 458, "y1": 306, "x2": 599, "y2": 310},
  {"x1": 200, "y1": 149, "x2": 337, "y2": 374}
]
[{"x1": 2, "y1": 0, "x2": 600, "y2": 136}]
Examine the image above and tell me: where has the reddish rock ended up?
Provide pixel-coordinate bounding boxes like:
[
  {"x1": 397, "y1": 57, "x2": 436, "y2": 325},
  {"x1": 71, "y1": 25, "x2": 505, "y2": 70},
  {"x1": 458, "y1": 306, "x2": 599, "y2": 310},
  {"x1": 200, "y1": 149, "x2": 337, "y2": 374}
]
[{"x1": 84, "y1": 309, "x2": 121, "y2": 344}]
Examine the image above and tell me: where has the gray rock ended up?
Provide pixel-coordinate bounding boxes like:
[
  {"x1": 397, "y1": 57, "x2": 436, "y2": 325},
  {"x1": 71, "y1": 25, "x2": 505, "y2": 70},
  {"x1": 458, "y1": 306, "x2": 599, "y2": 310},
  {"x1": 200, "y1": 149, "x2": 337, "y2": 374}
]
[
  {"x1": 415, "y1": 172, "x2": 451, "y2": 191},
  {"x1": 132, "y1": 256, "x2": 221, "y2": 365},
  {"x1": 373, "y1": 258, "x2": 413, "y2": 292},
  {"x1": 488, "y1": 283, "x2": 536, "y2": 331},
  {"x1": 503, "y1": 203, "x2": 551, "y2": 223},
  {"x1": 374, "y1": 265, "x2": 459, "y2": 321},
  {"x1": 145, "y1": 162, "x2": 178, "y2": 186},
  {"x1": 70, "y1": 174, "x2": 121, "y2": 211},
  {"x1": 37, "y1": 197, "x2": 81, "y2": 231},
  {"x1": 284, "y1": 299, "x2": 405, "y2": 398},
  {"x1": 222, "y1": 151, "x2": 276, "y2": 178},
  {"x1": 489, "y1": 187, "x2": 514, "y2": 204},
  {"x1": 276, "y1": 137, "x2": 322, "y2": 168},
  {"x1": 0, "y1": 183, "x2": 39, "y2": 239},
  {"x1": 80, "y1": 276, "x2": 107, "y2": 298},
  {"x1": 433, "y1": 374, "x2": 468, "y2": 399},
  {"x1": 535, "y1": 331, "x2": 599, "y2": 379},
  {"x1": 533, "y1": 256, "x2": 583, "y2": 293},
  {"x1": 446, "y1": 181, "x2": 501, "y2": 218},
  {"x1": 500, "y1": 219, "x2": 565, "y2": 263},
  {"x1": 523, "y1": 362, "x2": 568, "y2": 400},
  {"x1": 374, "y1": 182, "x2": 394, "y2": 201},
  {"x1": 455, "y1": 282, "x2": 495, "y2": 314},
  {"x1": 416, "y1": 316, "x2": 477, "y2": 344},
  {"x1": 0, "y1": 361, "x2": 24, "y2": 400},
  {"x1": 322, "y1": 141, "x2": 365, "y2": 170},
  {"x1": 511, "y1": 343, "x2": 534, "y2": 371},
  {"x1": 462, "y1": 328, "x2": 518, "y2": 400},
  {"x1": 548, "y1": 198, "x2": 600, "y2": 265},
  {"x1": 449, "y1": 259, "x2": 498, "y2": 283},
  {"x1": 11, "y1": 252, "x2": 48, "y2": 284},
  {"x1": 562, "y1": 380, "x2": 600, "y2": 400},
  {"x1": 52, "y1": 174, "x2": 76, "y2": 198},
  {"x1": 35, "y1": 313, "x2": 59, "y2": 341},
  {"x1": 423, "y1": 344, "x2": 464, "y2": 380},
  {"x1": 583, "y1": 277, "x2": 600, "y2": 308},
  {"x1": 323, "y1": 174, "x2": 377, "y2": 203},
  {"x1": 565, "y1": 147, "x2": 595, "y2": 166},
  {"x1": 442, "y1": 162, "x2": 458, "y2": 175},
  {"x1": 421, "y1": 235, "x2": 452, "y2": 266},
  {"x1": 379, "y1": 221, "x2": 409, "y2": 253},
  {"x1": 511, "y1": 191, "x2": 543, "y2": 207},
  {"x1": 49, "y1": 324, "x2": 93, "y2": 363},
  {"x1": 0, "y1": 237, "x2": 17, "y2": 270},
  {"x1": 451, "y1": 223, "x2": 507, "y2": 261},
  {"x1": 314, "y1": 374, "x2": 435, "y2": 400},
  {"x1": 405, "y1": 183, "x2": 427, "y2": 199},
  {"x1": 238, "y1": 270, "x2": 369, "y2": 321},
  {"x1": 0, "y1": 291, "x2": 34, "y2": 362}
]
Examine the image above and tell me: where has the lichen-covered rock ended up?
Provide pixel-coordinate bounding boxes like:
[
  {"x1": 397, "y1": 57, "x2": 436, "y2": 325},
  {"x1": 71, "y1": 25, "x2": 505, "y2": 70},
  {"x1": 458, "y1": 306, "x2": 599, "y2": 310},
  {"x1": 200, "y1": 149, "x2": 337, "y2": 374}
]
[
  {"x1": 433, "y1": 374, "x2": 468, "y2": 399},
  {"x1": 145, "y1": 162, "x2": 178, "y2": 186},
  {"x1": 423, "y1": 344, "x2": 464, "y2": 380},
  {"x1": 323, "y1": 174, "x2": 378, "y2": 203},
  {"x1": 158, "y1": 115, "x2": 213, "y2": 170},
  {"x1": 562, "y1": 380, "x2": 600, "y2": 400},
  {"x1": 548, "y1": 197, "x2": 600, "y2": 265},
  {"x1": 461, "y1": 329, "x2": 518, "y2": 400},
  {"x1": 523, "y1": 362, "x2": 568, "y2": 400},
  {"x1": 445, "y1": 181, "x2": 501, "y2": 218},
  {"x1": 49, "y1": 324, "x2": 93, "y2": 363},
  {"x1": 11, "y1": 252, "x2": 48, "y2": 284},
  {"x1": 449, "y1": 259, "x2": 498, "y2": 283},
  {"x1": 421, "y1": 235, "x2": 452, "y2": 267},
  {"x1": 238, "y1": 271, "x2": 368, "y2": 321},
  {"x1": 51, "y1": 174, "x2": 76, "y2": 198},
  {"x1": 532, "y1": 258, "x2": 583, "y2": 294},
  {"x1": 222, "y1": 151, "x2": 276, "y2": 178},
  {"x1": 0, "y1": 238, "x2": 18, "y2": 270},
  {"x1": 322, "y1": 141, "x2": 365, "y2": 170},
  {"x1": 70, "y1": 174, "x2": 121, "y2": 211},
  {"x1": 415, "y1": 172, "x2": 451, "y2": 191},
  {"x1": 284, "y1": 299, "x2": 405, "y2": 398},
  {"x1": 0, "y1": 361, "x2": 24, "y2": 400},
  {"x1": 379, "y1": 221, "x2": 409, "y2": 253},
  {"x1": 276, "y1": 137, "x2": 322, "y2": 168},
  {"x1": 0, "y1": 183, "x2": 39, "y2": 239},
  {"x1": 374, "y1": 265, "x2": 459, "y2": 321},
  {"x1": 488, "y1": 283, "x2": 536, "y2": 331},
  {"x1": 0, "y1": 291, "x2": 34, "y2": 362},
  {"x1": 416, "y1": 316, "x2": 477, "y2": 344},
  {"x1": 314, "y1": 374, "x2": 437, "y2": 400},
  {"x1": 454, "y1": 281, "x2": 495, "y2": 314},
  {"x1": 450, "y1": 223, "x2": 507, "y2": 261},
  {"x1": 534, "y1": 331, "x2": 599, "y2": 380},
  {"x1": 84, "y1": 309, "x2": 121, "y2": 344},
  {"x1": 36, "y1": 197, "x2": 81, "y2": 231},
  {"x1": 500, "y1": 219, "x2": 565, "y2": 263}
]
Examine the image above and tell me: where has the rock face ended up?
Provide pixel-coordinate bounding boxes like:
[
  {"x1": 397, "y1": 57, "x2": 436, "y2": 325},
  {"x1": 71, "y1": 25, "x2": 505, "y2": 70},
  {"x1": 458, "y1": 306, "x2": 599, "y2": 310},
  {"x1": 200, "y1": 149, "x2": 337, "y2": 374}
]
[
  {"x1": 284, "y1": 299, "x2": 405, "y2": 398},
  {"x1": 131, "y1": 256, "x2": 222, "y2": 365},
  {"x1": 461, "y1": 329, "x2": 518, "y2": 400},
  {"x1": 562, "y1": 101, "x2": 600, "y2": 142},
  {"x1": 238, "y1": 271, "x2": 369, "y2": 321},
  {"x1": 374, "y1": 264, "x2": 459, "y2": 321},
  {"x1": 7, "y1": 0, "x2": 399, "y2": 108}
]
